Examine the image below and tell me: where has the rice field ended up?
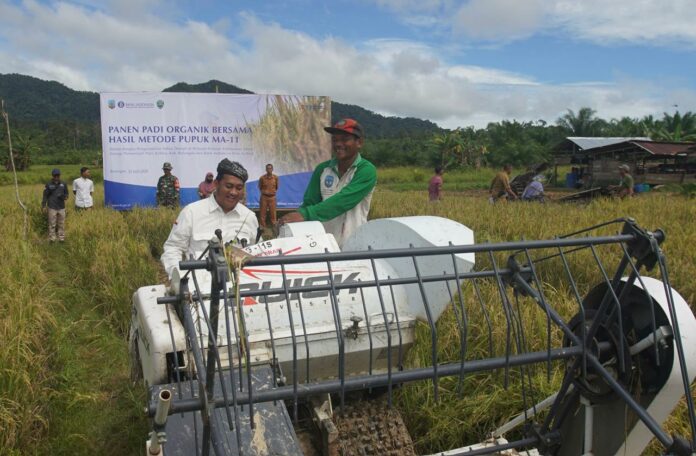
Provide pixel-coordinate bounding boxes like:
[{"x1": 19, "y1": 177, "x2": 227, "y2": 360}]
[{"x1": 0, "y1": 168, "x2": 694, "y2": 455}]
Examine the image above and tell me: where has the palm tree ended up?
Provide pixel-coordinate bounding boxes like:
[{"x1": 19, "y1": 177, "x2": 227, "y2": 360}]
[
  {"x1": 4, "y1": 131, "x2": 34, "y2": 171},
  {"x1": 607, "y1": 116, "x2": 642, "y2": 136},
  {"x1": 431, "y1": 129, "x2": 464, "y2": 168},
  {"x1": 649, "y1": 111, "x2": 696, "y2": 142},
  {"x1": 639, "y1": 114, "x2": 658, "y2": 137},
  {"x1": 556, "y1": 107, "x2": 604, "y2": 136}
]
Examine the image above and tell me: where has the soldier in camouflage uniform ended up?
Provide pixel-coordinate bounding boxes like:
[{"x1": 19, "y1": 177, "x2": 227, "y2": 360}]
[{"x1": 156, "y1": 162, "x2": 180, "y2": 207}]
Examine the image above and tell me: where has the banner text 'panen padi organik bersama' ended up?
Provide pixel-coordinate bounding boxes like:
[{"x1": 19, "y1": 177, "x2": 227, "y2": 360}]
[{"x1": 100, "y1": 92, "x2": 331, "y2": 210}]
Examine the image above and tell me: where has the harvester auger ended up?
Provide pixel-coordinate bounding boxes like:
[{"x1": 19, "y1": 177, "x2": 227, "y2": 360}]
[{"x1": 130, "y1": 216, "x2": 696, "y2": 455}]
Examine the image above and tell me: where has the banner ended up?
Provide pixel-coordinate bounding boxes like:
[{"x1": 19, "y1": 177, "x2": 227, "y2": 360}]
[{"x1": 100, "y1": 92, "x2": 331, "y2": 210}]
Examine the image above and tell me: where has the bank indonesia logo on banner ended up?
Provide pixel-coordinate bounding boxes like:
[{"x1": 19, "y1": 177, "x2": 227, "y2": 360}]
[{"x1": 99, "y1": 92, "x2": 332, "y2": 211}]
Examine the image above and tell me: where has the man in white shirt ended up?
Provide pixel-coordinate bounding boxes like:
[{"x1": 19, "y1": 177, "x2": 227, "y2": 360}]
[
  {"x1": 72, "y1": 167, "x2": 94, "y2": 210},
  {"x1": 161, "y1": 159, "x2": 259, "y2": 279}
]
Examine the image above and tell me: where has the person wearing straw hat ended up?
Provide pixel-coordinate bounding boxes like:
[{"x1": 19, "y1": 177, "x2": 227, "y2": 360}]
[
  {"x1": 161, "y1": 159, "x2": 258, "y2": 279},
  {"x1": 279, "y1": 118, "x2": 377, "y2": 247},
  {"x1": 156, "y1": 162, "x2": 180, "y2": 207},
  {"x1": 521, "y1": 174, "x2": 546, "y2": 202}
]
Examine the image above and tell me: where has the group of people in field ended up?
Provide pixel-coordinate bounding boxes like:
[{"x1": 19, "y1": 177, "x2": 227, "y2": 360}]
[
  {"x1": 41, "y1": 166, "x2": 94, "y2": 242},
  {"x1": 42, "y1": 118, "x2": 376, "y2": 265},
  {"x1": 428, "y1": 162, "x2": 635, "y2": 204},
  {"x1": 154, "y1": 118, "x2": 377, "y2": 279},
  {"x1": 155, "y1": 161, "x2": 281, "y2": 231},
  {"x1": 41, "y1": 117, "x2": 635, "y2": 255}
]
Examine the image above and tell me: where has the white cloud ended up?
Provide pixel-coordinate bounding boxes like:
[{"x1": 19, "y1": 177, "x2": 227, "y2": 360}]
[
  {"x1": 452, "y1": 0, "x2": 546, "y2": 41},
  {"x1": 0, "y1": 1, "x2": 693, "y2": 130},
  {"x1": 551, "y1": 0, "x2": 696, "y2": 45},
  {"x1": 447, "y1": 66, "x2": 537, "y2": 86},
  {"x1": 369, "y1": 0, "x2": 696, "y2": 46},
  {"x1": 371, "y1": 0, "x2": 446, "y2": 13}
]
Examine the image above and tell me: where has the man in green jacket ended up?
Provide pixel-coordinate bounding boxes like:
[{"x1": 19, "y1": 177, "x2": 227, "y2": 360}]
[{"x1": 280, "y1": 118, "x2": 377, "y2": 247}]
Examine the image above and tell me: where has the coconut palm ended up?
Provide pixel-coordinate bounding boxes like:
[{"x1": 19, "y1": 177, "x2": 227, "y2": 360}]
[
  {"x1": 649, "y1": 111, "x2": 696, "y2": 142},
  {"x1": 556, "y1": 107, "x2": 605, "y2": 136},
  {"x1": 606, "y1": 116, "x2": 642, "y2": 136}
]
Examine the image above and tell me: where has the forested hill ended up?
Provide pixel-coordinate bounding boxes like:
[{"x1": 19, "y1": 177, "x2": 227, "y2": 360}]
[
  {"x1": 0, "y1": 73, "x2": 99, "y2": 123},
  {"x1": 162, "y1": 80, "x2": 443, "y2": 138},
  {"x1": 0, "y1": 73, "x2": 443, "y2": 137}
]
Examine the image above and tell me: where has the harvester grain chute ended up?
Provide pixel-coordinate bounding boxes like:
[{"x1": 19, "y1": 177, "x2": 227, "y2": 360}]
[{"x1": 130, "y1": 216, "x2": 696, "y2": 455}]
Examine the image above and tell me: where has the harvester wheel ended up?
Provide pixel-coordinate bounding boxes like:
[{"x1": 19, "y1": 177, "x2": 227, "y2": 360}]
[{"x1": 333, "y1": 398, "x2": 416, "y2": 456}]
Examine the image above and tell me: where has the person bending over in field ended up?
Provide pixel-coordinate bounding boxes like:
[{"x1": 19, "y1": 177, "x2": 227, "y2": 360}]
[
  {"x1": 489, "y1": 164, "x2": 517, "y2": 203},
  {"x1": 521, "y1": 174, "x2": 546, "y2": 202},
  {"x1": 161, "y1": 159, "x2": 259, "y2": 279},
  {"x1": 279, "y1": 118, "x2": 377, "y2": 247}
]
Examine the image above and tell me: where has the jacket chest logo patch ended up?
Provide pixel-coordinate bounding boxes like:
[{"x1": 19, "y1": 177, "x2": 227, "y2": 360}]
[{"x1": 324, "y1": 175, "x2": 334, "y2": 187}]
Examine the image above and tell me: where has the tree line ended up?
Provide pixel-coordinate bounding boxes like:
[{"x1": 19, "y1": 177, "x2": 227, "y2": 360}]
[
  {"x1": 362, "y1": 108, "x2": 696, "y2": 169},
  {"x1": 1, "y1": 77, "x2": 694, "y2": 171}
]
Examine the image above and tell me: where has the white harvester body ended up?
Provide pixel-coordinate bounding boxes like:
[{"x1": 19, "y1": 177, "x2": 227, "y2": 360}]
[
  {"x1": 132, "y1": 216, "x2": 475, "y2": 387},
  {"x1": 130, "y1": 216, "x2": 696, "y2": 456}
]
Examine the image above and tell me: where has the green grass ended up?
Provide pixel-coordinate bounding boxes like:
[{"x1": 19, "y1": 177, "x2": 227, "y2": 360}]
[
  {"x1": 377, "y1": 166, "x2": 498, "y2": 191},
  {"x1": 0, "y1": 183, "x2": 170, "y2": 455},
  {"x1": 0, "y1": 164, "x2": 103, "y2": 186}
]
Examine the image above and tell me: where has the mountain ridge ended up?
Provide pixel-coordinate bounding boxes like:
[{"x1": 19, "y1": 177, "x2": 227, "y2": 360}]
[{"x1": 0, "y1": 73, "x2": 442, "y2": 138}]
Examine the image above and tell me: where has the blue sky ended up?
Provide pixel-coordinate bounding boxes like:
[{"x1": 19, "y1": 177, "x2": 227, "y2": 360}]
[{"x1": 1, "y1": 0, "x2": 694, "y2": 128}]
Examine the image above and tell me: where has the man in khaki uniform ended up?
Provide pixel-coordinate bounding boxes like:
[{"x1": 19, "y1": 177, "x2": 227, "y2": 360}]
[{"x1": 258, "y1": 163, "x2": 279, "y2": 229}]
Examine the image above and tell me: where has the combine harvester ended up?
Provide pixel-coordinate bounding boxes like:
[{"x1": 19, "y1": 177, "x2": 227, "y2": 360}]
[{"x1": 130, "y1": 216, "x2": 696, "y2": 455}]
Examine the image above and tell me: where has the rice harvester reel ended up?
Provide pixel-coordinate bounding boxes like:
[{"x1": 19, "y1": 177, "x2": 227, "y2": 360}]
[{"x1": 129, "y1": 216, "x2": 696, "y2": 456}]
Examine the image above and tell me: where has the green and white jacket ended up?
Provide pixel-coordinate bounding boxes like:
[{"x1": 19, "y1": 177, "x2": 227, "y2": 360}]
[{"x1": 298, "y1": 154, "x2": 377, "y2": 247}]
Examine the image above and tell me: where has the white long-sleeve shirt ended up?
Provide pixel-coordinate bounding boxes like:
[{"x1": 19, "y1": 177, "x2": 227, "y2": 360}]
[
  {"x1": 72, "y1": 177, "x2": 94, "y2": 208},
  {"x1": 161, "y1": 196, "x2": 259, "y2": 278}
]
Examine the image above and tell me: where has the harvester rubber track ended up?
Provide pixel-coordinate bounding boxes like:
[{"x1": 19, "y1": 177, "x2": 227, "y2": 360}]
[{"x1": 334, "y1": 399, "x2": 415, "y2": 456}]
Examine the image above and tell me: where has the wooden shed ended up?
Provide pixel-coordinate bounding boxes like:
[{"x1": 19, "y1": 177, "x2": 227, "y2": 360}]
[
  {"x1": 551, "y1": 137, "x2": 649, "y2": 186},
  {"x1": 553, "y1": 138, "x2": 695, "y2": 188},
  {"x1": 580, "y1": 140, "x2": 696, "y2": 187}
]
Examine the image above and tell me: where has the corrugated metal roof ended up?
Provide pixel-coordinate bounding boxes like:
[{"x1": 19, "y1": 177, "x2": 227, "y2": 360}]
[
  {"x1": 628, "y1": 140, "x2": 695, "y2": 156},
  {"x1": 566, "y1": 137, "x2": 651, "y2": 150},
  {"x1": 582, "y1": 140, "x2": 696, "y2": 157}
]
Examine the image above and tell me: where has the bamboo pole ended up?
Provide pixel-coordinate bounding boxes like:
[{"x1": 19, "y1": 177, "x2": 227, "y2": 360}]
[{"x1": 1, "y1": 99, "x2": 29, "y2": 240}]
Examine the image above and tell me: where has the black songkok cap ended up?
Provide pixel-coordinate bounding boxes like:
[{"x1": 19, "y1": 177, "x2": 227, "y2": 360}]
[{"x1": 216, "y1": 159, "x2": 248, "y2": 183}]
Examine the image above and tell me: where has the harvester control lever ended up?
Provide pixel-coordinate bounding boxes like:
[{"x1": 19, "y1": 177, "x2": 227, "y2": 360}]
[{"x1": 346, "y1": 316, "x2": 362, "y2": 340}]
